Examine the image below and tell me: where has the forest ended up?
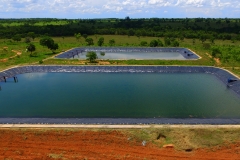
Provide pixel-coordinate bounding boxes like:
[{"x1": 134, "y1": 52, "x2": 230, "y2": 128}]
[{"x1": 0, "y1": 17, "x2": 240, "y2": 41}]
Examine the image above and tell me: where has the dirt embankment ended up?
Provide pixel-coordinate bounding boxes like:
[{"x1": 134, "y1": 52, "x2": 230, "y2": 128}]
[{"x1": 0, "y1": 129, "x2": 240, "y2": 160}]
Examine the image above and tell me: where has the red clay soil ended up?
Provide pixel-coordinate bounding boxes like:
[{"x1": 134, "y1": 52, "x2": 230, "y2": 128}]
[{"x1": 0, "y1": 129, "x2": 239, "y2": 160}]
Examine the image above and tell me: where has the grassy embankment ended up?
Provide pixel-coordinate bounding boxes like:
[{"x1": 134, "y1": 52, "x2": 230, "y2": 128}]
[
  {"x1": 0, "y1": 35, "x2": 240, "y2": 76},
  {"x1": 128, "y1": 127, "x2": 240, "y2": 150}
]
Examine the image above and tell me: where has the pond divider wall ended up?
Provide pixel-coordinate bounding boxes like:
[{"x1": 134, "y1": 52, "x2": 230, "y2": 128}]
[
  {"x1": 0, "y1": 118, "x2": 240, "y2": 125},
  {"x1": 56, "y1": 47, "x2": 200, "y2": 59},
  {"x1": 0, "y1": 65, "x2": 240, "y2": 125}
]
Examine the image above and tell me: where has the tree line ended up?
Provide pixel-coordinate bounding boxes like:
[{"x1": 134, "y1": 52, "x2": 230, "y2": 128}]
[{"x1": 0, "y1": 18, "x2": 239, "y2": 41}]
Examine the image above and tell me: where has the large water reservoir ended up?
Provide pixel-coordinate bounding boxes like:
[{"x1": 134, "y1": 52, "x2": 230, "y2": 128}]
[{"x1": 1, "y1": 72, "x2": 240, "y2": 118}]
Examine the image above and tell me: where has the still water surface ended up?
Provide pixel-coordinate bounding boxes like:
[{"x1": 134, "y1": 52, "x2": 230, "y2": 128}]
[
  {"x1": 76, "y1": 52, "x2": 186, "y2": 60},
  {"x1": 0, "y1": 73, "x2": 240, "y2": 118}
]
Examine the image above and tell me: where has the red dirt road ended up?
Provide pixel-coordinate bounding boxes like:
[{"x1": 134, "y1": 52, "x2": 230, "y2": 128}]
[{"x1": 0, "y1": 129, "x2": 239, "y2": 160}]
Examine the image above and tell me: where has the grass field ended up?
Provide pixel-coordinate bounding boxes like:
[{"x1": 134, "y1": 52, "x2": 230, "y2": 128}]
[
  {"x1": 127, "y1": 127, "x2": 240, "y2": 150},
  {"x1": 0, "y1": 35, "x2": 240, "y2": 76}
]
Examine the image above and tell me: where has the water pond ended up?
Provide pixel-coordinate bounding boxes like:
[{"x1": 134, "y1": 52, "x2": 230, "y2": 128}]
[
  {"x1": 76, "y1": 52, "x2": 185, "y2": 60},
  {"x1": 56, "y1": 47, "x2": 199, "y2": 60},
  {"x1": 0, "y1": 72, "x2": 240, "y2": 118}
]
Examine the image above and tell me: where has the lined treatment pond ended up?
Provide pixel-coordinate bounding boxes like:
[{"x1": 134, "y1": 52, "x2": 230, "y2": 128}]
[
  {"x1": 74, "y1": 51, "x2": 185, "y2": 60},
  {"x1": 0, "y1": 72, "x2": 240, "y2": 119},
  {"x1": 56, "y1": 47, "x2": 200, "y2": 60}
]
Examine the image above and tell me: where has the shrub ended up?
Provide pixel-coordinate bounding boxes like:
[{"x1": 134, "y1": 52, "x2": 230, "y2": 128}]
[
  {"x1": 140, "y1": 41, "x2": 148, "y2": 46},
  {"x1": 86, "y1": 51, "x2": 97, "y2": 62},
  {"x1": 100, "y1": 52, "x2": 105, "y2": 56}
]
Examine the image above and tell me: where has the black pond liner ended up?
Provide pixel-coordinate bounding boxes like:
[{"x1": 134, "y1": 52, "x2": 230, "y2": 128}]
[
  {"x1": 0, "y1": 65, "x2": 240, "y2": 124},
  {"x1": 55, "y1": 47, "x2": 200, "y2": 60}
]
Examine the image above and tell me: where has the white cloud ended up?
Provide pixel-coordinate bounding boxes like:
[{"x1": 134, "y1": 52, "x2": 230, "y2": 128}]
[
  {"x1": 0, "y1": 0, "x2": 239, "y2": 18},
  {"x1": 148, "y1": 0, "x2": 165, "y2": 5}
]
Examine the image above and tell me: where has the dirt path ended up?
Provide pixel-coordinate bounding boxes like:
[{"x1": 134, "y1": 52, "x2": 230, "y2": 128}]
[
  {"x1": 0, "y1": 129, "x2": 239, "y2": 160},
  {"x1": 205, "y1": 52, "x2": 221, "y2": 65},
  {"x1": 0, "y1": 50, "x2": 22, "y2": 62}
]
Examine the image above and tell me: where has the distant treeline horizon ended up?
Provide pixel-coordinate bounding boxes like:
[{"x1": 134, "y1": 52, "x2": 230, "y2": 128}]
[{"x1": 0, "y1": 17, "x2": 239, "y2": 41}]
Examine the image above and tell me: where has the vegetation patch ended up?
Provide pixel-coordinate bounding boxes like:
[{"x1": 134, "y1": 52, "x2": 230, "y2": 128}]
[{"x1": 127, "y1": 127, "x2": 240, "y2": 150}]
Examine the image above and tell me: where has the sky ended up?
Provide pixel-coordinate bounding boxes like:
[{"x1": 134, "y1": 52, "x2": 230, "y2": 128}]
[{"x1": 0, "y1": 0, "x2": 240, "y2": 19}]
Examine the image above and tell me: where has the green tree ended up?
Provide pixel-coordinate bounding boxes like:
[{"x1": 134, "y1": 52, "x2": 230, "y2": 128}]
[
  {"x1": 157, "y1": 39, "x2": 164, "y2": 46},
  {"x1": 128, "y1": 29, "x2": 135, "y2": 37},
  {"x1": 140, "y1": 41, "x2": 148, "y2": 46},
  {"x1": 150, "y1": 40, "x2": 158, "y2": 47},
  {"x1": 179, "y1": 35, "x2": 184, "y2": 41},
  {"x1": 26, "y1": 43, "x2": 36, "y2": 56},
  {"x1": 135, "y1": 30, "x2": 141, "y2": 39},
  {"x1": 25, "y1": 37, "x2": 31, "y2": 43},
  {"x1": 74, "y1": 33, "x2": 81, "y2": 41},
  {"x1": 51, "y1": 43, "x2": 59, "y2": 53},
  {"x1": 86, "y1": 51, "x2": 98, "y2": 62},
  {"x1": 27, "y1": 32, "x2": 36, "y2": 40},
  {"x1": 141, "y1": 30, "x2": 147, "y2": 36},
  {"x1": 199, "y1": 34, "x2": 207, "y2": 43},
  {"x1": 40, "y1": 36, "x2": 59, "y2": 53},
  {"x1": 210, "y1": 36, "x2": 215, "y2": 44},
  {"x1": 12, "y1": 34, "x2": 21, "y2": 42},
  {"x1": 171, "y1": 40, "x2": 179, "y2": 47},
  {"x1": 85, "y1": 37, "x2": 94, "y2": 46},
  {"x1": 97, "y1": 37, "x2": 104, "y2": 46},
  {"x1": 164, "y1": 37, "x2": 171, "y2": 46},
  {"x1": 109, "y1": 39, "x2": 115, "y2": 46},
  {"x1": 40, "y1": 36, "x2": 54, "y2": 48},
  {"x1": 82, "y1": 34, "x2": 88, "y2": 39},
  {"x1": 211, "y1": 47, "x2": 222, "y2": 58},
  {"x1": 156, "y1": 33, "x2": 163, "y2": 38}
]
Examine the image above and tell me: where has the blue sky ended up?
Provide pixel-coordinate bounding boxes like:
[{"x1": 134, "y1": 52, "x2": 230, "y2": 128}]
[{"x1": 0, "y1": 0, "x2": 239, "y2": 19}]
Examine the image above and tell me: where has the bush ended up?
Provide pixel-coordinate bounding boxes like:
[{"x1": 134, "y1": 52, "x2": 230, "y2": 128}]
[
  {"x1": 171, "y1": 40, "x2": 179, "y2": 47},
  {"x1": 86, "y1": 51, "x2": 97, "y2": 62},
  {"x1": 140, "y1": 41, "x2": 148, "y2": 46},
  {"x1": 25, "y1": 37, "x2": 31, "y2": 43},
  {"x1": 109, "y1": 39, "x2": 115, "y2": 46},
  {"x1": 157, "y1": 39, "x2": 163, "y2": 46},
  {"x1": 86, "y1": 38, "x2": 94, "y2": 46},
  {"x1": 150, "y1": 40, "x2": 158, "y2": 47},
  {"x1": 100, "y1": 52, "x2": 105, "y2": 56},
  {"x1": 97, "y1": 37, "x2": 104, "y2": 46},
  {"x1": 211, "y1": 47, "x2": 222, "y2": 58}
]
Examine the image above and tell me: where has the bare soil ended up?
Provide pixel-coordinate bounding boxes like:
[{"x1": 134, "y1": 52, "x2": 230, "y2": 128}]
[
  {"x1": 0, "y1": 129, "x2": 239, "y2": 160},
  {"x1": 205, "y1": 52, "x2": 221, "y2": 65},
  {"x1": 0, "y1": 50, "x2": 22, "y2": 62}
]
